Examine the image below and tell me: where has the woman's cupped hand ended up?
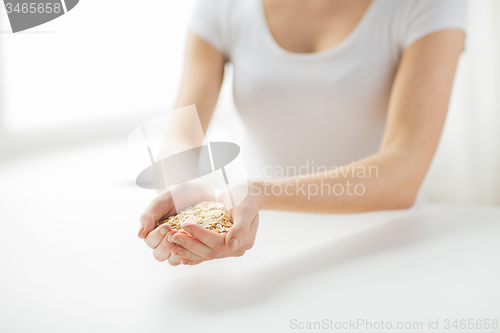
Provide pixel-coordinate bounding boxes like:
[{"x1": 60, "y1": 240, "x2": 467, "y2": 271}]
[{"x1": 138, "y1": 180, "x2": 259, "y2": 266}]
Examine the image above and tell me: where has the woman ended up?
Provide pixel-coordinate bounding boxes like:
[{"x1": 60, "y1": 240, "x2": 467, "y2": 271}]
[{"x1": 137, "y1": 0, "x2": 466, "y2": 266}]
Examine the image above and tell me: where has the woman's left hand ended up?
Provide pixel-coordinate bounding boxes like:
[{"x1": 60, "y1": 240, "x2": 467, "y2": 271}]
[{"x1": 170, "y1": 182, "x2": 260, "y2": 265}]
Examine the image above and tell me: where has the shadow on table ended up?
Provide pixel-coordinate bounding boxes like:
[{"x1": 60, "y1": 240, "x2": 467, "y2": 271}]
[{"x1": 163, "y1": 209, "x2": 469, "y2": 313}]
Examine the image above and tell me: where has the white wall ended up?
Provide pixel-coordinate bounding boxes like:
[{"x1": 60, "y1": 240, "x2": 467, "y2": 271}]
[
  {"x1": 421, "y1": 0, "x2": 500, "y2": 205},
  {"x1": 0, "y1": 0, "x2": 197, "y2": 133}
]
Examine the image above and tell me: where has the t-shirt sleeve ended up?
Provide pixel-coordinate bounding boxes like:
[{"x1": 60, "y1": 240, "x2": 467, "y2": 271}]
[
  {"x1": 188, "y1": 0, "x2": 229, "y2": 57},
  {"x1": 400, "y1": 0, "x2": 467, "y2": 49}
]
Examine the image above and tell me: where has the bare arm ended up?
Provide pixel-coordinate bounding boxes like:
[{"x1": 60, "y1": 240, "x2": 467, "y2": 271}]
[
  {"x1": 138, "y1": 34, "x2": 225, "y2": 238},
  {"x1": 253, "y1": 29, "x2": 466, "y2": 213},
  {"x1": 158, "y1": 33, "x2": 225, "y2": 156}
]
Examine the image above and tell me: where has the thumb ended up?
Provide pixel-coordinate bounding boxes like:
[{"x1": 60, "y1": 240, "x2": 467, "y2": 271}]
[
  {"x1": 225, "y1": 204, "x2": 256, "y2": 251},
  {"x1": 138, "y1": 191, "x2": 174, "y2": 239}
]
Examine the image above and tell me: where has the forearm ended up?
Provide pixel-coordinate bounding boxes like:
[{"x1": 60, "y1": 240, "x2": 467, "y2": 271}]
[
  {"x1": 252, "y1": 149, "x2": 423, "y2": 214},
  {"x1": 158, "y1": 33, "x2": 225, "y2": 159}
]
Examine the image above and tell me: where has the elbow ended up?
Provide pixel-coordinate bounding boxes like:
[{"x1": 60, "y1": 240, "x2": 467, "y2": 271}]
[
  {"x1": 397, "y1": 195, "x2": 418, "y2": 210},
  {"x1": 364, "y1": 188, "x2": 418, "y2": 212},
  {"x1": 391, "y1": 187, "x2": 419, "y2": 210},
  {"x1": 371, "y1": 184, "x2": 419, "y2": 211}
]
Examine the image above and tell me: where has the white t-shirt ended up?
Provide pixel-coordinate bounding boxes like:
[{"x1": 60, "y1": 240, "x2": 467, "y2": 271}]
[{"x1": 188, "y1": 0, "x2": 467, "y2": 179}]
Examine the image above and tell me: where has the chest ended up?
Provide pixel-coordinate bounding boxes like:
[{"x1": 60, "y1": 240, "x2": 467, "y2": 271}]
[{"x1": 262, "y1": 0, "x2": 373, "y2": 53}]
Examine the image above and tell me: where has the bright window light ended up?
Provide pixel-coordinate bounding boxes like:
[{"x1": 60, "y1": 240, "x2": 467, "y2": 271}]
[{"x1": 0, "y1": 0, "x2": 196, "y2": 132}]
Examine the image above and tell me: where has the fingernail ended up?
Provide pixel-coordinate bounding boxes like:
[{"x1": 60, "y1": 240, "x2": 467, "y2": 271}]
[
  {"x1": 137, "y1": 225, "x2": 145, "y2": 236},
  {"x1": 167, "y1": 232, "x2": 173, "y2": 243},
  {"x1": 174, "y1": 237, "x2": 184, "y2": 245},
  {"x1": 180, "y1": 222, "x2": 192, "y2": 233},
  {"x1": 229, "y1": 238, "x2": 239, "y2": 251},
  {"x1": 160, "y1": 227, "x2": 168, "y2": 236},
  {"x1": 177, "y1": 250, "x2": 185, "y2": 257}
]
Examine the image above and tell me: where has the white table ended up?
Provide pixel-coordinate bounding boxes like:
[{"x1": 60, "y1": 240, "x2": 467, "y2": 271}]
[{"x1": 1, "y1": 139, "x2": 499, "y2": 333}]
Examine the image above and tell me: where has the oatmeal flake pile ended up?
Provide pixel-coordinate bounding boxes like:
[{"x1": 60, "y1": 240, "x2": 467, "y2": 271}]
[{"x1": 156, "y1": 201, "x2": 232, "y2": 233}]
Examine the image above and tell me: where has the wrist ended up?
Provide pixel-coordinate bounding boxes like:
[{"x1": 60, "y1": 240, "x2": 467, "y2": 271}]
[{"x1": 248, "y1": 179, "x2": 275, "y2": 210}]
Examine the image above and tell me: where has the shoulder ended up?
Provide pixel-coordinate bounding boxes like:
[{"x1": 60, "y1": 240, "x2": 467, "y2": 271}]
[
  {"x1": 392, "y1": 0, "x2": 467, "y2": 50},
  {"x1": 399, "y1": 0, "x2": 467, "y2": 21},
  {"x1": 188, "y1": 0, "x2": 258, "y2": 58},
  {"x1": 188, "y1": 0, "x2": 238, "y2": 58},
  {"x1": 190, "y1": 0, "x2": 253, "y2": 18}
]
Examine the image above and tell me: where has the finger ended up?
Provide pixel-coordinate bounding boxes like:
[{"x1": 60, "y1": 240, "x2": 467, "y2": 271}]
[
  {"x1": 171, "y1": 245, "x2": 206, "y2": 261},
  {"x1": 225, "y1": 204, "x2": 257, "y2": 251},
  {"x1": 166, "y1": 229, "x2": 183, "y2": 243},
  {"x1": 138, "y1": 191, "x2": 174, "y2": 239},
  {"x1": 180, "y1": 258, "x2": 204, "y2": 265},
  {"x1": 180, "y1": 222, "x2": 226, "y2": 251},
  {"x1": 168, "y1": 254, "x2": 182, "y2": 266},
  {"x1": 144, "y1": 224, "x2": 172, "y2": 249},
  {"x1": 172, "y1": 232, "x2": 218, "y2": 259},
  {"x1": 152, "y1": 232, "x2": 175, "y2": 262},
  {"x1": 244, "y1": 214, "x2": 260, "y2": 250}
]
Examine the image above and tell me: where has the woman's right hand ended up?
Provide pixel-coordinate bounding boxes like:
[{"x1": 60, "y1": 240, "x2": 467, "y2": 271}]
[{"x1": 138, "y1": 180, "x2": 216, "y2": 262}]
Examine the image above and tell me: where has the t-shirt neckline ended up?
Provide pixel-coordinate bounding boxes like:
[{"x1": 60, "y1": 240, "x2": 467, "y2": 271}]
[{"x1": 257, "y1": 0, "x2": 379, "y2": 59}]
